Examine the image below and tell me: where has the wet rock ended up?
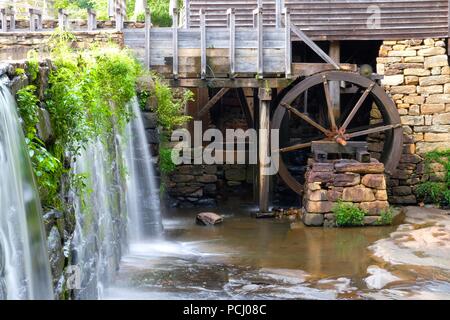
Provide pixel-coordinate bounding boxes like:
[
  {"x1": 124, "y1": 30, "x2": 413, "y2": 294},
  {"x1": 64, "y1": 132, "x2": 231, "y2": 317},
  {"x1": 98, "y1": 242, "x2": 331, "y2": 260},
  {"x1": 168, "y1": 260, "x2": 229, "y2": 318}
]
[
  {"x1": 363, "y1": 216, "x2": 380, "y2": 225},
  {"x1": 36, "y1": 108, "x2": 54, "y2": 143},
  {"x1": 43, "y1": 209, "x2": 63, "y2": 236},
  {"x1": 255, "y1": 212, "x2": 276, "y2": 219},
  {"x1": 303, "y1": 213, "x2": 324, "y2": 226},
  {"x1": 364, "y1": 266, "x2": 401, "y2": 289},
  {"x1": 47, "y1": 226, "x2": 65, "y2": 284},
  {"x1": 196, "y1": 174, "x2": 218, "y2": 183},
  {"x1": 141, "y1": 112, "x2": 158, "y2": 129},
  {"x1": 145, "y1": 128, "x2": 160, "y2": 144},
  {"x1": 196, "y1": 212, "x2": 223, "y2": 225}
]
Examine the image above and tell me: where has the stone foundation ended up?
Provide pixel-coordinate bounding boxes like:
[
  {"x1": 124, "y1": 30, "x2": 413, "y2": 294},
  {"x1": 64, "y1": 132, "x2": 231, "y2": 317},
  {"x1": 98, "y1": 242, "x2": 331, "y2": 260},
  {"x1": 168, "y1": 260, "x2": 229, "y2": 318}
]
[
  {"x1": 302, "y1": 159, "x2": 389, "y2": 227},
  {"x1": 0, "y1": 30, "x2": 124, "y2": 61},
  {"x1": 166, "y1": 163, "x2": 255, "y2": 207},
  {"x1": 376, "y1": 38, "x2": 450, "y2": 205}
]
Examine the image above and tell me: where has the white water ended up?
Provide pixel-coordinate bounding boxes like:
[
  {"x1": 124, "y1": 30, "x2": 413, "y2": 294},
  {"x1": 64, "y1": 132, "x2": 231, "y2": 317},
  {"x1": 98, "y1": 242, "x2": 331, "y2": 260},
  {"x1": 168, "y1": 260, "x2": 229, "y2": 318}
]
[
  {"x1": 123, "y1": 99, "x2": 162, "y2": 241},
  {"x1": 0, "y1": 84, "x2": 53, "y2": 300},
  {"x1": 71, "y1": 98, "x2": 162, "y2": 299},
  {"x1": 71, "y1": 137, "x2": 126, "y2": 299}
]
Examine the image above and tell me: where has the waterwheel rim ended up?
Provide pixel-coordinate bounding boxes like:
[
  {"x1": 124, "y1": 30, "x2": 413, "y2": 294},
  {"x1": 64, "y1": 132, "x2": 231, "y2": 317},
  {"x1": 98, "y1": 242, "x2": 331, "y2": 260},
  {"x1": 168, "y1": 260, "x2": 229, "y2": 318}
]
[{"x1": 271, "y1": 71, "x2": 403, "y2": 195}]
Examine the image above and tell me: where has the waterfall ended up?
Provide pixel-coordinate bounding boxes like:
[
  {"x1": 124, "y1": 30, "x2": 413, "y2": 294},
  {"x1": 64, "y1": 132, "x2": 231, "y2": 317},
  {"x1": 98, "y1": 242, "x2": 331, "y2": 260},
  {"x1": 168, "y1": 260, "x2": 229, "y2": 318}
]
[
  {"x1": 123, "y1": 99, "x2": 163, "y2": 241},
  {"x1": 71, "y1": 98, "x2": 162, "y2": 299},
  {"x1": 71, "y1": 137, "x2": 126, "y2": 299},
  {"x1": 0, "y1": 84, "x2": 53, "y2": 300}
]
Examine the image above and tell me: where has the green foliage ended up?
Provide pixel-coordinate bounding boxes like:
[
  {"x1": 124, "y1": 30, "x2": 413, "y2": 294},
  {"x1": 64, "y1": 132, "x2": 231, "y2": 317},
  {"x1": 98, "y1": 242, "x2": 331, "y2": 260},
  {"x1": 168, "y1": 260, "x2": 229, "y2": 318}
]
[
  {"x1": 333, "y1": 201, "x2": 365, "y2": 227},
  {"x1": 416, "y1": 149, "x2": 450, "y2": 207},
  {"x1": 26, "y1": 51, "x2": 39, "y2": 82},
  {"x1": 18, "y1": 30, "x2": 142, "y2": 209},
  {"x1": 377, "y1": 208, "x2": 393, "y2": 226},
  {"x1": 15, "y1": 68, "x2": 25, "y2": 76},
  {"x1": 138, "y1": 90, "x2": 150, "y2": 110},
  {"x1": 152, "y1": 76, "x2": 193, "y2": 131},
  {"x1": 159, "y1": 147, "x2": 176, "y2": 174},
  {"x1": 16, "y1": 86, "x2": 62, "y2": 208}
]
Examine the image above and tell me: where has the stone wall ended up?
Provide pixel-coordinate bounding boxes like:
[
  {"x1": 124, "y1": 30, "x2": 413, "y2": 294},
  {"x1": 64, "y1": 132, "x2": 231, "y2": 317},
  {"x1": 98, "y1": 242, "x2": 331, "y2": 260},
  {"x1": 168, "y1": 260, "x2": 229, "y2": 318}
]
[
  {"x1": 303, "y1": 159, "x2": 389, "y2": 227},
  {"x1": 166, "y1": 163, "x2": 255, "y2": 207},
  {"x1": 0, "y1": 30, "x2": 124, "y2": 60},
  {"x1": 376, "y1": 38, "x2": 450, "y2": 205}
]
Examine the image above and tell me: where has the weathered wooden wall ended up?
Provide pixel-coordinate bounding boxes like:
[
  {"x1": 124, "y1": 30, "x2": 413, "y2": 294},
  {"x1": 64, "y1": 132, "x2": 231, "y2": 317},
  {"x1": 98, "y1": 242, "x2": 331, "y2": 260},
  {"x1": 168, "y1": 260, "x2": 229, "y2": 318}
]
[{"x1": 187, "y1": 0, "x2": 449, "y2": 40}]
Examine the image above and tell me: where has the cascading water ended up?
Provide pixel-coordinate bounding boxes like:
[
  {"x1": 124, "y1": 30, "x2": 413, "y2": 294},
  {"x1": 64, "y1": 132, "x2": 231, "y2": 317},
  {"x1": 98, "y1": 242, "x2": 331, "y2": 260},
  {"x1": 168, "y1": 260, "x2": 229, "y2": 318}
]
[
  {"x1": 0, "y1": 84, "x2": 53, "y2": 300},
  {"x1": 71, "y1": 137, "x2": 126, "y2": 299},
  {"x1": 123, "y1": 98, "x2": 163, "y2": 241}
]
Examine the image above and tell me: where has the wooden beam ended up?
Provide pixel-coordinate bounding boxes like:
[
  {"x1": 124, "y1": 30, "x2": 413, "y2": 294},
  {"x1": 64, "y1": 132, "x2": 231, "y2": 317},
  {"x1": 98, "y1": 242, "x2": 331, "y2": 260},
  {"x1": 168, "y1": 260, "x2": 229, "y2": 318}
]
[
  {"x1": 144, "y1": 7, "x2": 151, "y2": 69},
  {"x1": 329, "y1": 41, "x2": 341, "y2": 119},
  {"x1": 227, "y1": 8, "x2": 235, "y2": 77},
  {"x1": 253, "y1": 6, "x2": 263, "y2": 78},
  {"x1": 236, "y1": 88, "x2": 253, "y2": 128},
  {"x1": 197, "y1": 88, "x2": 230, "y2": 117},
  {"x1": 87, "y1": 8, "x2": 97, "y2": 31},
  {"x1": 184, "y1": 0, "x2": 190, "y2": 28},
  {"x1": 290, "y1": 23, "x2": 340, "y2": 69},
  {"x1": 258, "y1": 88, "x2": 271, "y2": 213},
  {"x1": 200, "y1": 9, "x2": 206, "y2": 79},
  {"x1": 284, "y1": 7, "x2": 292, "y2": 79},
  {"x1": 172, "y1": 8, "x2": 179, "y2": 79}
]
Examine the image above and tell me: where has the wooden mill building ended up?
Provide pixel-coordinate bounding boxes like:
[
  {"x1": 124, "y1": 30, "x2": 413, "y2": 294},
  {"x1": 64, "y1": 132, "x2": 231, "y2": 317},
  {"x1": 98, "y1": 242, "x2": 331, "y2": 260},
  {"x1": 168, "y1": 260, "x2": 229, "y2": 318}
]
[{"x1": 122, "y1": 0, "x2": 450, "y2": 212}]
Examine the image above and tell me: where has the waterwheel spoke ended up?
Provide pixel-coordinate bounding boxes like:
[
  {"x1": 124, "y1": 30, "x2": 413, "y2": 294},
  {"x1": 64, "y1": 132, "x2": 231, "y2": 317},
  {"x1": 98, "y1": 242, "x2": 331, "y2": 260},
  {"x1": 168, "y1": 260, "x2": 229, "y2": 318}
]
[
  {"x1": 322, "y1": 75, "x2": 337, "y2": 131},
  {"x1": 278, "y1": 142, "x2": 313, "y2": 153},
  {"x1": 341, "y1": 83, "x2": 375, "y2": 131},
  {"x1": 280, "y1": 102, "x2": 331, "y2": 135},
  {"x1": 345, "y1": 123, "x2": 401, "y2": 139}
]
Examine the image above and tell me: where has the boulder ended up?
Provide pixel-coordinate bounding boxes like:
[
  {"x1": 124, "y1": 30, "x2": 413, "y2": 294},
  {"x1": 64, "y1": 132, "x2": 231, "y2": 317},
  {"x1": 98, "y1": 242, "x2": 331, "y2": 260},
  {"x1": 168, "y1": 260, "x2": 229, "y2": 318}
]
[
  {"x1": 334, "y1": 162, "x2": 384, "y2": 174},
  {"x1": 196, "y1": 212, "x2": 223, "y2": 225},
  {"x1": 47, "y1": 226, "x2": 64, "y2": 284},
  {"x1": 303, "y1": 213, "x2": 324, "y2": 226},
  {"x1": 359, "y1": 201, "x2": 390, "y2": 215}
]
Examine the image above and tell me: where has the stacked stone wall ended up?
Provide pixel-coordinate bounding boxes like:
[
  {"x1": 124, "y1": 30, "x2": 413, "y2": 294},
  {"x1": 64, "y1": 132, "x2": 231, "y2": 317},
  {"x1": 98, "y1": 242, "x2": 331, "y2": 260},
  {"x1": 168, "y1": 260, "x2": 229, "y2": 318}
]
[{"x1": 376, "y1": 38, "x2": 450, "y2": 205}]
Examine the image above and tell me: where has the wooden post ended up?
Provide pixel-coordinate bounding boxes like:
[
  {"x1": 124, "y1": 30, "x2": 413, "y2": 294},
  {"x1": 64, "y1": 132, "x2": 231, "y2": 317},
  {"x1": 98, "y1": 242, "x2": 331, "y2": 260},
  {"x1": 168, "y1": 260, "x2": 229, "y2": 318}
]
[
  {"x1": 283, "y1": 7, "x2": 291, "y2": 79},
  {"x1": 87, "y1": 9, "x2": 97, "y2": 31},
  {"x1": 29, "y1": 8, "x2": 35, "y2": 31},
  {"x1": 184, "y1": 0, "x2": 190, "y2": 29},
  {"x1": 115, "y1": 7, "x2": 123, "y2": 31},
  {"x1": 200, "y1": 9, "x2": 206, "y2": 79},
  {"x1": 258, "y1": 88, "x2": 271, "y2": 213},
  {"x1": 329, "y1": 41, "x2": 341, "y2": 118},
  {"x1": 9, "y1": 8, "x2": 15, "y2": 31},
  {"x1": 172, "y1": 8, "x2": 179, "y2": 79},
  {"x1": 0, "y1": 9, "x2": 7, "y2": 32},
  {"x1": 275, "y1": 0, "x2": 282, "y2": 28},
  {"x1": 58, "y1": 9, "x2": 68, "y2": 30},
  {"x1": 227, "y1": 8, "x2": 235, "y2": 78},
  {"x1": 144, "y1": 7, "x2": 151, "y2": 69},
  {"x1": 253, "y1": 6, "x2": 263, "y2": 78}
]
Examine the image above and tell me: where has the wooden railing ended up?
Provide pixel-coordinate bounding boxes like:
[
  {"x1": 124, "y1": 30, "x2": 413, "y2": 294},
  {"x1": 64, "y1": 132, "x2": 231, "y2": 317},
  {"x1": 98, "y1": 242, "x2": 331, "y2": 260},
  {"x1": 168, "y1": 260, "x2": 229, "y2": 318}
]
[{"x1": 138, "y1": 3, "x2": 343, "y2": 80}]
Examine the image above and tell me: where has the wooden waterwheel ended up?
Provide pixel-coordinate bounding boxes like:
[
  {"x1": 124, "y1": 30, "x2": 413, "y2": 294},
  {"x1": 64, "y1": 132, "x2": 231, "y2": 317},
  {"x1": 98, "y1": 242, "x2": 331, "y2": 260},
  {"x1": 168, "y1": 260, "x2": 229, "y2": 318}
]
[{"x1": 271, "y1": 71, "x2": 403, "y2": 195}]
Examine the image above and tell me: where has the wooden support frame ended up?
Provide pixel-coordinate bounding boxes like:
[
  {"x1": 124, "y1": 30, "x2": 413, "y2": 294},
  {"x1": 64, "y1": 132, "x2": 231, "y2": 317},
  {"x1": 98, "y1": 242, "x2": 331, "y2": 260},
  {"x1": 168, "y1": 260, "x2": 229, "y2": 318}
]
[
  {"x1": 283, "y1": 7, "x2": 292, "y2": 79},
  {"x1": 144, "y1": 7, "x2": 151, "y2": 69},
  {"x1": 290, "y1": 23, "x2": 340, "y2": 69},
  {"x1": 87, "y1": 8, "x2": 97, "y2": 31},
  {"x1": 329, "y1": 41, "x2": 341, "y2": 118},
  {"x1": 275, "y1": 0, "x2": 283, "y2": 28},
  {"x1": 29, "y1": 8, "x2": 42, "y2": 32},
  {"x1": 172, "y1": 8, "x2": 179, "y2": 79},
  {"x1": 200, "y1": 9, "x2": 206, "y2": 79},
  {"x1": 58, "y1": 8, "x2": 69, "y2": 30},
  {"x1": 258, "y1": 87, "x2": 272, "y2": 213},
  {"x1": 253, "y1": 6, "x2": 263, "y2": 79},
  {"x1": 184, "y1": 0, "x2": 190, "y2": 29},
  {"x1": 227, "y1": 8, "x2": 236, "y2": 78},
  {"x1": 197, "y1": 88, "x2": 230, "y2": 118},
  {"x1": 0, "y1": 8, "x2": 10, "y2": 32},
  {"x1": 236, "y1": 88, "x2": 254, "y2": 128}
]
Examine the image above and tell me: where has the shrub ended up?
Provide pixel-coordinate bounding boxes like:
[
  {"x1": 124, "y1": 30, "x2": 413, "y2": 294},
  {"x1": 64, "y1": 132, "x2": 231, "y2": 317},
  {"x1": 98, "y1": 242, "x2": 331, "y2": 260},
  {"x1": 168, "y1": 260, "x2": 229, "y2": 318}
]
[
  {"x1": 333, "y1": 201, "x2": 365, "y2": 227},
  {"x1": 377, "y1": 208, "x2": 393, "y2": 226},
  {"x1": 159, "y1": 147, "x2": 176, "y2": 174},
  {"x1": 416, "y1": 149, "x2": 450, "y2": 207}
]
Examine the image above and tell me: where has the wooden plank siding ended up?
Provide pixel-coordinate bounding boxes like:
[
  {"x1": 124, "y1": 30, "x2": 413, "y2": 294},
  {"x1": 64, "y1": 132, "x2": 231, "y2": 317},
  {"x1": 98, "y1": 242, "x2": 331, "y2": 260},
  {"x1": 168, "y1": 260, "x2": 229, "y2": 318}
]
[{"x1": 186, "y1": 0, "x2": 449, "y2": 40}]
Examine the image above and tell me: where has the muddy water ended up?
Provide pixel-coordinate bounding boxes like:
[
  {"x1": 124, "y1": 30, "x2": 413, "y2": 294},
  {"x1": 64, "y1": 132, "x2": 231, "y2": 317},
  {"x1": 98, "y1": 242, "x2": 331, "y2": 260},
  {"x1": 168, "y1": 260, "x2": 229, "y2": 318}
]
[{"x1": 104, "y1": 203, "x2": 450, "y2": 300}]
